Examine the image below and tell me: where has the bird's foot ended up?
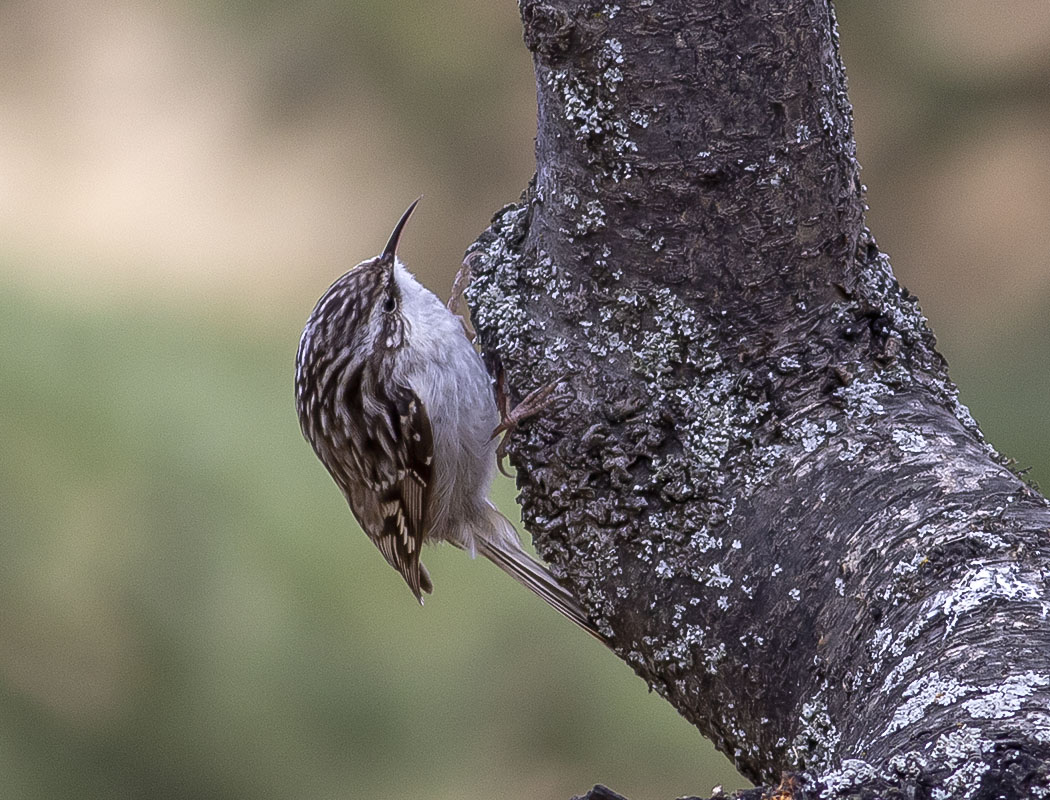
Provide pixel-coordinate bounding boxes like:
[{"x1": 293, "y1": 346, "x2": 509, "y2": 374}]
[
  {"x1": 491, "y1": 372, "x2": 564, "y2": 477},
  {"x1": 447, "y1": 251, "x2": 479, "y2": 341}
]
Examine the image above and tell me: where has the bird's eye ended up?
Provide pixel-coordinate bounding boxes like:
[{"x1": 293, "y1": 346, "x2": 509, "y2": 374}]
[{"x1": 383, "y1": 295, "x2": 396, "y2": 313}]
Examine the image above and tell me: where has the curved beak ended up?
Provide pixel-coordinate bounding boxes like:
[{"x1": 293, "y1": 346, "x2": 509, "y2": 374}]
[{"x1": 380, "y1": 197, "x2": 421, "y2": 262}]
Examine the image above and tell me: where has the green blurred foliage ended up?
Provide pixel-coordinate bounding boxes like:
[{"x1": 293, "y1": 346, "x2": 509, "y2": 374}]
[{"x1": 1, "y1": 1, "x2": 1048, "y2": 798}]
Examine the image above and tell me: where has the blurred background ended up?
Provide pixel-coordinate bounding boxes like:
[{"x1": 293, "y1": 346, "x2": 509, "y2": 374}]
[{"x1": 1, "y1": 1, "x2": 1048, "y2": 798}]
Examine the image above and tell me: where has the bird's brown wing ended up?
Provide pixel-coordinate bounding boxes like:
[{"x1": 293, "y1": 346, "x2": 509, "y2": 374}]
[{"x1": 342, "y1": 370, "x2": 434, "y2": 602}]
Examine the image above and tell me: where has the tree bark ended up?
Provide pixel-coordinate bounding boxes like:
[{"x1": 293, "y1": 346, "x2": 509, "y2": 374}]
[{"x1": 465, "y1": 1, "x2": 1050, "y2": 798}]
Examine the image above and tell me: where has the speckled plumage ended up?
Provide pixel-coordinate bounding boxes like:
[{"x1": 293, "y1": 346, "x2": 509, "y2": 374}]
[{"x1": 294, "y1": 201, "x2": 600, "y2": 639}]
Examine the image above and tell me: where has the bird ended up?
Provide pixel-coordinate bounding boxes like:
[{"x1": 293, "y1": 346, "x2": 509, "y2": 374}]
[{"x1": 294, "y1": 199, "x2": 603, "y2": 641}]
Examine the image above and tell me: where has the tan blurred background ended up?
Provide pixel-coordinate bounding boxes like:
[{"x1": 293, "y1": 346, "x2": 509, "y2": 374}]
[{"x1": 1, "y1": 2, "x2": 1048, "y2": 798}]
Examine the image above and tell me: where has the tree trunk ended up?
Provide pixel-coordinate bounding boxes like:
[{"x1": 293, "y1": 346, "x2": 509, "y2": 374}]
[{"x1": 464, "y1": 1, "x2": 1050, "y2": 798}]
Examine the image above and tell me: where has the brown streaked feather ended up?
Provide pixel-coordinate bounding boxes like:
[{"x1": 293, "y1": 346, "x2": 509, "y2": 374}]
[
  {"x1": 340, "y1": 366, "x2": 434, "y2": 602},
  {"x1": 296, "y1": 257, "x2": 436, "y2": 603},
  {"x1": 294, "y1": 216, "x2": 440, "y2": 606},
  {"x1": 475, "y1": 503, "x2": 607, "y2": 643}
]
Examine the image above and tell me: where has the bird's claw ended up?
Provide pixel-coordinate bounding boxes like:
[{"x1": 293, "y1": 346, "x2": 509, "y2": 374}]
[
  {"x1": 448, "y1": 252, "x2": 480, "y2": 341},
  {"x1": 491, "y1": 376, "x2": 565, "y2": 477}
]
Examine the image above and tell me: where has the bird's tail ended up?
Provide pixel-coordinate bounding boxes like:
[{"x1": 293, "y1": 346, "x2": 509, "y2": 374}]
[{"x1": 475, "y1": 502, "x2": 607, "y2": 644}]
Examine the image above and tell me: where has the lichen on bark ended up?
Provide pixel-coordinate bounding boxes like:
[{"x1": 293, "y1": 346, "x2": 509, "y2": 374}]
[{"x1": 466, "y1": 1, "x2": 1050, "y2": 797}]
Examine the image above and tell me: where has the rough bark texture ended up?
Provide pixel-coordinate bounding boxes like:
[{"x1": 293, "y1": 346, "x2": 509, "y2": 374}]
[{"x1": 464, "y1": 1, "x2": 1050, "y2": 798}]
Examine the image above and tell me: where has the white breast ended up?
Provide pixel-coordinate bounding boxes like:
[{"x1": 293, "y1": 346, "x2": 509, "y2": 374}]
[{"x1": 390, "y1": 260, "x2": 500, "y2": 545}]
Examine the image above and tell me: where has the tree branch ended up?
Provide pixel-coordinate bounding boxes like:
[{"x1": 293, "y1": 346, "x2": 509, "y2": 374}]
[{"x1": 466, "y1": 1, "x2": 1050, "y2": 797}]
